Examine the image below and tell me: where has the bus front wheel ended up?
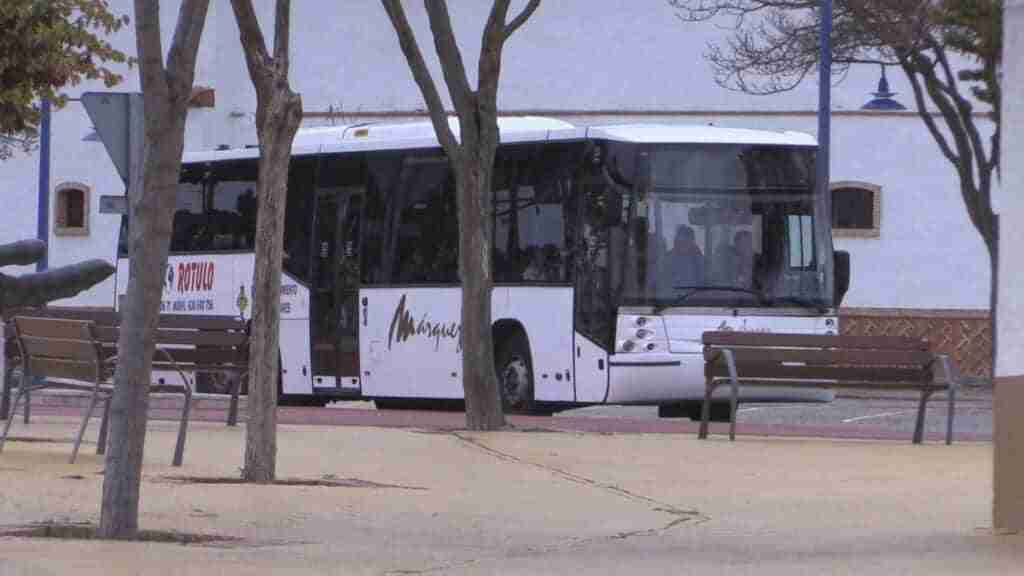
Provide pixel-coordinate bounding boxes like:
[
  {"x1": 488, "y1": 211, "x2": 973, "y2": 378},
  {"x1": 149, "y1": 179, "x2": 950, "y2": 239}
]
[{"x1": 496, "y1": 333, "x2": 535, "y2": 414}]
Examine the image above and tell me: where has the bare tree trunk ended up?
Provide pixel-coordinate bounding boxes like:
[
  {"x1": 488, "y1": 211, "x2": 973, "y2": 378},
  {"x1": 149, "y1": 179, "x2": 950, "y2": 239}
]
[
  {"x1": 230, "y1": 0, "x2": 303, "y2": 482},
  {"x1": 98, "y1": 0, "x2": 209, "y2": 540},
  {"x1": 243, "y1": 97, "x2": 301, "y2": 481},
  {"x1": 456, "y1": 160, "x2": 503, "y2": 429}
]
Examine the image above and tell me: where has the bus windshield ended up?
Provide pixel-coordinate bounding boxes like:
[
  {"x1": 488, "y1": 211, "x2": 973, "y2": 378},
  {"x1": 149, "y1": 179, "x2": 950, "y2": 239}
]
[{"x1": 614, "y1": 144, "x2": 826, "y2": 309}]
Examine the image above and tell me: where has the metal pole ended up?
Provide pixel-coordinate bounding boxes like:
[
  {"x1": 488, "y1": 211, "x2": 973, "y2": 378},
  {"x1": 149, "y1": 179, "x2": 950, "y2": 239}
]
[
  {"x1": 36, "y1": 99, "x2": 51, "y2": 272},
  {"x1": 817, "y1": 0, "x2": 835, "y2": 306},
  {"x1": 817, "y1": 0, "x2": 833, "y2": 213}
]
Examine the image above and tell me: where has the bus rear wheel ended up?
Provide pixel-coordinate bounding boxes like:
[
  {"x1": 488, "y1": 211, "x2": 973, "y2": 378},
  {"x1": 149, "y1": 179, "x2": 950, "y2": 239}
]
[{"x1": 496, "y1": 333, "x2": 535, "y2": 414}]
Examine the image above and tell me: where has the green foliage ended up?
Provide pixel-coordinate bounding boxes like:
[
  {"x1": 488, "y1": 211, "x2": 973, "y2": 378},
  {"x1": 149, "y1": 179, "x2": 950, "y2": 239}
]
[
  {"x1": 0, "y1": 0, "x2": 130, "y2": 159},
  {"x1": 934, "y1": 0, "x2": 1002, "y2": 108}
]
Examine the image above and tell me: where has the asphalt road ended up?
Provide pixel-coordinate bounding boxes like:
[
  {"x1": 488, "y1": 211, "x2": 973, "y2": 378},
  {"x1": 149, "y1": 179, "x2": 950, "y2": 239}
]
[
  {"x1": 23, "y1": 387, "x2": 992, "y2": 442},
  {"x1": 562, "y1": 389, "x2": 993, "y2": 441}
]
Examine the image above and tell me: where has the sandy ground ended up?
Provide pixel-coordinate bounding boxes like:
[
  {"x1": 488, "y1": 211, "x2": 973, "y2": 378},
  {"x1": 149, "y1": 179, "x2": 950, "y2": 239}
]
[{"x1": 1, "y1": 416, "x2": 1022, "y2": 575}]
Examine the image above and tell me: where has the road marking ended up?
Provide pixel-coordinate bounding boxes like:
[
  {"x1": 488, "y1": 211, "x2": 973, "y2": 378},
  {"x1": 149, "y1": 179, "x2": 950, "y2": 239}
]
[
  {"x1": 842, "y1": 410, "x2": 914, "y2": 424},
  {"x1": 737, "y1": 407, "x2": 762, "y2": 413}
]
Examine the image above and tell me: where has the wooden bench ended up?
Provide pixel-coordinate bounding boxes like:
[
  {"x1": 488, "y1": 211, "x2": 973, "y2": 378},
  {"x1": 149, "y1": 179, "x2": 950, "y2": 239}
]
[
  {"x1": 0, "y1": 311, "x2": 250, "y2": 464},
  {"x1": 0, "y1": 316, "x2": 195, "y2": 465},
  {"x1": 697, "y1": 331, "x2": 961, "y2": 445},
  {"x1": 3, "y1": 308, "x2": 251, "y2": 425}
]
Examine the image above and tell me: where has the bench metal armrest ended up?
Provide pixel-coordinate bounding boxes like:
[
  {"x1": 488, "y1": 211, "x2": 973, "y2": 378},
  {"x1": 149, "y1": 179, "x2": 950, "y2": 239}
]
[{"x1": 155, "y1": 347, "x2": 194, "y2": 393}]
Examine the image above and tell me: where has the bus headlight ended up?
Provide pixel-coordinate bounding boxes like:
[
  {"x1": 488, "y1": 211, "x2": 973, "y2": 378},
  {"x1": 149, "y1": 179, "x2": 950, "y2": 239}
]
[{"x1": 617, "y1": 315, "x2": 669, "y2": 354}]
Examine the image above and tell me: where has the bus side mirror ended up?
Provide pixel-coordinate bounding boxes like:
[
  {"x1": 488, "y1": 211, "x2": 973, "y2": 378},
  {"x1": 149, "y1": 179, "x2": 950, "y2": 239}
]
[{"x1": 834, "y1": 250, "x2": 850, "y2": 307}]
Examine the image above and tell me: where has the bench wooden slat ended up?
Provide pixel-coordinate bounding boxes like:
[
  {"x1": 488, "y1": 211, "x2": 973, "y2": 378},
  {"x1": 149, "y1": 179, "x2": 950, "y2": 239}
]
[
  {"x1": 13, "y1": 317, "x2": 94, "y2": 340},
  {"x1": 28, "y1": 357, "x2": 108, "y2": 382},
  {"x1": 6, "y1": 308, "x2": 119, "y2": 325},
  {"x1": 701, "y1": 331, "x2": 929, "y2": 351},
  {"x1": 90, "y1": 326, "x2": 247, "y2": 347},
  {"x1": 704, "y1": 347, "x2": 935, "y2": 367},
  {"x1": 19, "y1": 336, "x2": 101, "y2": 362},
  {"x1": 152, "y1": 348, "x2": 247, "y2": 367},
  {"x1": 705, "y1": 362, "x2": 931, "y2": 384},
  {"x1": 701, "y1": 377, "x2": 948, "y2": 390},
  {"x1": 155, "y1": 315, "x2": 246, "y2": 330}
]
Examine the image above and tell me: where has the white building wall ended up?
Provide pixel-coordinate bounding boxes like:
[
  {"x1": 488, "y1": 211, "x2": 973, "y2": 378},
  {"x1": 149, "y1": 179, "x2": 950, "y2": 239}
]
[
  {"x1": 0, "y1": 0, "x2": 993, "y2": 314},
  {"x1": 997, "y1": 0, "x2": 1024, "y2": 377}
]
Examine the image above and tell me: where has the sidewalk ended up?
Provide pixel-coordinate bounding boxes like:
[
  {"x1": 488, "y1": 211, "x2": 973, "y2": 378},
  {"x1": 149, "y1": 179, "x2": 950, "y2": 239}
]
[{"x1": 0, "y1": 416, "x2": 1021, "y2": 575}]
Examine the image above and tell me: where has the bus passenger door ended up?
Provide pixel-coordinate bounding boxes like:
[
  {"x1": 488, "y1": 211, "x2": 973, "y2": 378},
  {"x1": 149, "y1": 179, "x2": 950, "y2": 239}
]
[{"x1": 311, "y1": 189, "x2": 362, "y2": 393}]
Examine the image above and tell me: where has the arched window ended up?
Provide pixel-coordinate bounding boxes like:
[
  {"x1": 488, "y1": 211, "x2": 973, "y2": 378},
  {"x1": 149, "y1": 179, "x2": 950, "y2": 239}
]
[
  {"x1": 831, "y1": 181, "x2": 881, "y2": 238},
  {"x1": 54, "y1": 182, "x2": 90, "y2": 236}
]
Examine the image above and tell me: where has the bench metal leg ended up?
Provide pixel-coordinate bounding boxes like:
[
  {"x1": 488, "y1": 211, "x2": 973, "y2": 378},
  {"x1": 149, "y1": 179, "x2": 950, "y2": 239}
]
[
  {"x1": 173, "y1": 386, "x2": 192, "y2": 467},
  {"x1": 945, "y1": 385, "x2": 956, "y2": 446},
  {"x1": 939, "y1": 356, "x2": 958, "y2": 446},
  {"x1": 0, "y1": 387, "x2": 27, "y2": 452},
  {"x1": 0, "y1": 365, "x2": 11, "y2": 421},
  {"x1": 23, "y1": 383, "x2": 30, "y2": 424},
  {"x1": 70, "y1": 389, "x2": 103, "y2": 464},
  {"x1": 227, "y1": 374, "x2": 242, "y2": 427},
  {"x1": 913, "y1": 390, "x2": 932, "y2": 444},
  {"x1": 698, "y1": 378, "x2": 715, "y2": 439},
  {"x1": 96, "y1": 397, "x2": 111, "y2": 455},
  {"x1": 723, "y1": 349, "x2": 740, "y2": 442}
]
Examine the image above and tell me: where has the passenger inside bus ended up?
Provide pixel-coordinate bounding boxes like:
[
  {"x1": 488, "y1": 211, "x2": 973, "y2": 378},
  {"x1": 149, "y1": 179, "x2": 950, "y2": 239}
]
[
  {"x1": 713, "y1": 229, "x2": 755, "y2": 288},
  {"x1": 664, "y1": 224, "x2": 705, "y2": 287}
]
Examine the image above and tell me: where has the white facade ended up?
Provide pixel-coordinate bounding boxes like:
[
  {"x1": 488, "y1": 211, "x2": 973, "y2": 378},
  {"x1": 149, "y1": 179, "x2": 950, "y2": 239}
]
[
  {"x1": 997, "y1": 0, "x2": 1024, "y2": 377},
  {"x1": 0, "y1": 0, "x2": 993, "y2": 313}
]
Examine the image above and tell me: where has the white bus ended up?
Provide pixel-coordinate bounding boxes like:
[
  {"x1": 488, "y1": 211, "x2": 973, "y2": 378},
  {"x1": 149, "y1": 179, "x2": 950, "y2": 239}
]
[{"x1": 115, "y1": 117, "x2": 849, "y2": 418}]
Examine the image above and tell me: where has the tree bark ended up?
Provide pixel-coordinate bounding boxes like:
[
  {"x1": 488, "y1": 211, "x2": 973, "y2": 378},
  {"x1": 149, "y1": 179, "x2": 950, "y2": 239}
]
[
  {"x1": 230, "y1": 0, "x2": 303, "y2": 483},
  {"x1": 98, "y1": 0, "x2": 209, "y2": 540},
  {"x1": 241, "y1": 89, "x2": 301, "y2": 481},
  {"x1": 456, "y1": 158, "x2": 503, "y2": 429}
]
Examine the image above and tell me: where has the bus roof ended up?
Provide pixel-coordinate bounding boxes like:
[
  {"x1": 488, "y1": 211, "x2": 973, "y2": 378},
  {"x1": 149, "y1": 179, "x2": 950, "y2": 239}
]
[
  {"x1": 586, "y1": 124, "x2": 817, "y2": 147},
  {"x1": 183, "y1": 117, "x2": 815, "y2": 164}
]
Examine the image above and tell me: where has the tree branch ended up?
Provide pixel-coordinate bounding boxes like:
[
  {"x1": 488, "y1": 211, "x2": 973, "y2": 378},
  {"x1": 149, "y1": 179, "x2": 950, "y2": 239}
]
[
  {"x1": 274, "y1": 0, "x2": 291, "y2": 64},
  {"x1": 903, "y1": 67, "x2": 955, "y2": 162},
  {"x1": 230, "y1": 0, "x2": 273, "y2": 99},
  {"x1": 133, "y1": 0, "x2": 168, "y2": 99},
  {"x1": 423, "y1": 0, "x2": 476, "y2": 128},
  {"x1": 929, "y1": 41, "x2": 991, "y2": 190},
  {"x1": 478, "y1": 0, "x2": 511, "y2": 111},
  {"x1": 380, "y1": 0, "x2": 461, "y2": 158},
  {"x1": 165, "y1": 0, "x2": 212, "y2": 101},
  {"x1": 504, "y1": 0, "x2": 541, "y2": 39},
  {"x1": 230, "y1": 0, "x2": 271, "y2": 77}
]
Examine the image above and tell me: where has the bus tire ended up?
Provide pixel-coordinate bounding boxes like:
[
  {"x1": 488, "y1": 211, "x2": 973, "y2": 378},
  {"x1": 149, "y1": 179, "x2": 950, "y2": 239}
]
[{"x1": 495, "y1": 332, "x2": 535, "y2": 414}]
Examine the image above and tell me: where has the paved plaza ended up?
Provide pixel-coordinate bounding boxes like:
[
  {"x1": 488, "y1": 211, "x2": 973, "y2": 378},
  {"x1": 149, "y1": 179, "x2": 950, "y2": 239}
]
[{"x1": 1, "y1": 412, "x2": 1022, "y2": 575}]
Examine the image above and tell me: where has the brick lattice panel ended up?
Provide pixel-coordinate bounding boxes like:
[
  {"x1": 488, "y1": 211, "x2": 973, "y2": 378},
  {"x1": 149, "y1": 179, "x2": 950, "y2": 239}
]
[{"x1": 840, "y1": 310, "x2": 992, "y2": 377}]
